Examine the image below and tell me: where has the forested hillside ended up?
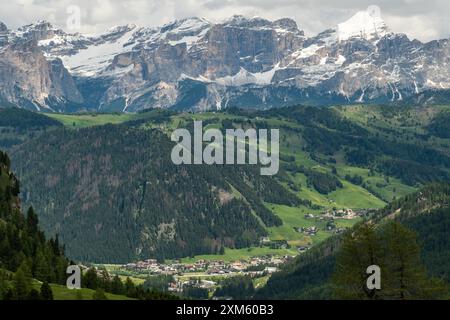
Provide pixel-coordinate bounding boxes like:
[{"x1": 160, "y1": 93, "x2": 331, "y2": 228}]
[
  {"x1": 0, "y1": 150, "x2": 185, "y2": 300},
  {"x1": 0, "y1": 151, "x2": 69, "y2": 299},
  {"x1": 0, "y1": 108, "x2": 61, "y2": 149},
  {"x1": 4, "y1": 104, "x2": 450, "y2": 265},
  {"x1": 257, "y1": 183, "x2": 450, "y2": 299},
  {"x1": 242, "y1": 105, "x2": 450, "y2": 186},
  {"x1": 10, "y1": 125, "x2": 299, "y2": 263}
]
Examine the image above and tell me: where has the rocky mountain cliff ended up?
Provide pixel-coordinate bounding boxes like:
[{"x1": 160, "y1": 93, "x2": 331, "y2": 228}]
[
  {"x1": 1, "y1": 11, "x2": 450, "y2": 112},
  {"x1": 0, "y1": 21, "x2": 83, "y2": 111}
]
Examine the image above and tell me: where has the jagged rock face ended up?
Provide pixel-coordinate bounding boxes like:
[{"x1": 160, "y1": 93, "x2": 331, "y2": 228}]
[
  {"x1": 201, "y1": 17, "x2": 304, "y2": 77},
  {"x1": 15, "y1": 21, "x2": 60, "y2": 42},
  {"x1": 0, "y1": 27, "x2": 83, "y2": 111},
  {"x1": 3, "y1": 12, "x2": 450, "y2": 111}
]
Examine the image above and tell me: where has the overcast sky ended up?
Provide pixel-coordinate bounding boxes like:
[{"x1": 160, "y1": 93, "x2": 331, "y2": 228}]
[{"x1": 1, "y1": 0, "x2": 449, "y2": 42}]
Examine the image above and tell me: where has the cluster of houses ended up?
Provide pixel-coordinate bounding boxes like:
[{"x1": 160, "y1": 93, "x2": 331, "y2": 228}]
[
  {"x1": 321, "y1": 208, "x2": 372, "y2": 219},
  {"x1": 304, "y1": 208, "x2": 368, "y2": 221},
  {"x1": 322, "y1": 208, "x2": 357, "y2": 219},
  {"x1": 168, "y1": 279, "x2": 217, "y2": 294},
  {"x1": 123, "y1": 255, "x2": 292, "y2": 277},
  {"x1": 259, "y1": 237, "x2": 290, "y2": 249},
  {"x1": 296, "y1": 226, "x2": 319, "y2": 236},
  {"x1": 291, "y1": 208, "x2": 368, "y2": 243}
]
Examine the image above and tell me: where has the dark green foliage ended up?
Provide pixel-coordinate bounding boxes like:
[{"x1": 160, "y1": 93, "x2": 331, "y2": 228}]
[
  {"x1": 247, "y1": 105, "x2": 450, "y2": 186},
  {"x1": 295, "y1": 165, "x2": 342, "y2": 194},
  {"x1": 376, "y1": 159, "x2": 448, "y2": 185},
  {"x1": 40, "y1": 281, "x2": 53, "y2": 300},
  {"x1": 0, "y1": 150, "x2": 69, "y2": 297},
  {"x1": 345, "y1": 141, "x2": 450, "y2": 185},
  {"x1": 403, "y1": 208, "x2": 450, "y2": 282},
  {"x1": 143, "y1": 275, "x2": 174, "y2": 292},
  {"x1": 110, "y1": 275, "x2": 124, "y2": 295},
  {"x1": 11, "y1": 125, "x2": 298, "y2": 262},
  {"x1": 333, "y1": 221, "x2": 447, "y2": 299},
  {"x1": 345, "y1": 174, "x2": 363, "y2": 185},
  {"x1": 0, "y1": 108, "x2": 61, "y2": 149},
  {"x1": 183, "y1": 284, "x2": 209, "y2": 299},
  {"x1": 427, "y1": 112, "x2": 450, "y2": 138},
  {"x1": 0, "y1": 108, "x2": 61, "y2": 129},
  {"x1": 214, "y1": 275, "x2": 255, "y2": 300},
  {"x1": 306, "y1": 170, "x2": 343, "y2": 194},
  {"x1": 82, "y1": 268, "x2": 99, "y2": 290},
  {"x1": 6, "y1": 104, "x2": 450, "y2": 265},
  {"x1": 0, "y1": 269, "x2": 9, "y2": 298},
  {"x1": 124, "y1": 109, "x2": 175, "y2": 126},
  {"x1": 13, "y1": 262, "x2": 32, "y2": 300},
  {"x1": 256, "y1": 236, "x2": 338, "y2": 299},
  {"x1": 376, "y1": 183, "x2": 450, "y2": 283},
  {"x1": 82, "y1": 268, "x2": 178, "y2": 300},
  {"x1": 280, "y1": 154, "x2": 296, "y2": 162},
  {"x1": 257, "y1": 183, "x2": 450, "y2": 299}
]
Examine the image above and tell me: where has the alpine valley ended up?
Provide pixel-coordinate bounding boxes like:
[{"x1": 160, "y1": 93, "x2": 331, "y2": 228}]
[
  {"x1": 1, "y1": 103, "x2": 449, "y2": 300},
  {"x1": 0, "y1": 11, "x2": 450, "y2": 301}
]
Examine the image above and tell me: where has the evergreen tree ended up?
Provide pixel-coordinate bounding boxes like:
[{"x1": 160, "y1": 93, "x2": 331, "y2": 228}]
[
  {"x1": 332, "y1": 221, "x2": 448, "y2": 300},
  {"x1": 13, "y1": 261, "x2": 32, "y2": 300},
  {"x1": 0, "y1": 151, "x2": 70, "y2": 295},
  {"x1": 26, "y1": 207, "x2": 39, "y2": 235},
  {"x1": 33, "y1": 248, "x2": 52, "y2": 282},
  {"x1": 99, "y1": 268, "x2": 111, "y2": 292},
  {"x1": 214, "y1": 276, "x2": 255, "y2": 299},
  {"x1": 111, "y1": 275, "x2": 124, "y2": 295},
  {"x1": 125, "y1": 277, "x2": 135, "y2": 297},
  {"x1": 83, "y1": 268, "x2": 99, "y2": 289},
  {"x1": 380, "y1": 221, "x2": 447, "y2": 299},
  {"x1": 332, "y1": 223, "x2": 383, "y2": 299},
  {"x1": 40, "y1": 282, "x2": 53, "y2": 300}
]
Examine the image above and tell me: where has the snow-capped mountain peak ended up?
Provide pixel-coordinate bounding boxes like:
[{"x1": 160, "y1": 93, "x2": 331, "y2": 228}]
[
  {"x1": 2, "y1": 14, "x2": 450, "y2": 112},
  {"x1": 337, "y1": 10, "x2": 388, "y2": 41}
]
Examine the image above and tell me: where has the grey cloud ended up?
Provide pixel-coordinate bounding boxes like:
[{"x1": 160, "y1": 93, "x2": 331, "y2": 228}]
[{"x1": 0, "y1": 0, "x2": 448, "y2": 41}]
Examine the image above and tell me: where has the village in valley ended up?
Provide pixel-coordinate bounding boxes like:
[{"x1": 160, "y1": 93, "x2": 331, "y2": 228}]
[
  {"x1": 96, "y1": 207, "x2": 370, "y2": 294},
  {"x1": 124, "y1": 254, "x2": 287, "y2": 277}
]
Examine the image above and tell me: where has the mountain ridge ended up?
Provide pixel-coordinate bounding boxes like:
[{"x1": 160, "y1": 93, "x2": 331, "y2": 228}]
[{"x1": 1, "y1": 11, "x2": 450, "y2": 111}]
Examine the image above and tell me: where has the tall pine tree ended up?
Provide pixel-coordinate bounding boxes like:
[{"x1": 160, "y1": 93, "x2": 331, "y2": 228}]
[{"x1": 333, "y1": 221, "x2": 448, "y2": 299}]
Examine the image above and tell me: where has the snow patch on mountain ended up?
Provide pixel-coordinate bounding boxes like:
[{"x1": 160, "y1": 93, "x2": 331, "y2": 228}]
[
  {"x1": 337, "y1": 10, "x2": 388, "y2": 41},
  {"x1": 168, "y1": 28, "x2": 209, "y2": 49},
  {"x1": 4, "y1": 14, "x2": 450, "y2": 112},
  {"x1": 215, "y1": 65, "x2": 279, "y2": 86},
  {"x1": 60, "y1": 28, "x2": 136, "y2": 77},
  {"x1": 293, "y1": 44, "x2": 322, "y2": 59}
]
